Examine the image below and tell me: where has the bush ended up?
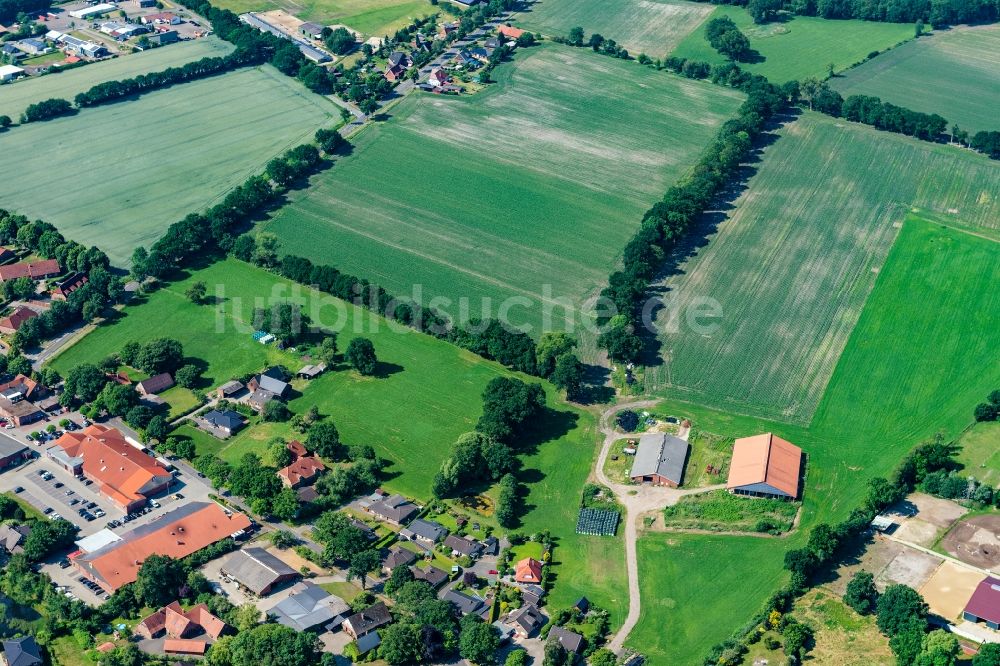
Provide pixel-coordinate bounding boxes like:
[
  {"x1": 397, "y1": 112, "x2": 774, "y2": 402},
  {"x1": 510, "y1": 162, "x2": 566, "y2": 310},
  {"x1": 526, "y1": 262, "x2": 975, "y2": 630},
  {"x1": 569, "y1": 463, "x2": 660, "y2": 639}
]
[{"x1": 615, "y1": 409, "x2": 639, "y2": 432}]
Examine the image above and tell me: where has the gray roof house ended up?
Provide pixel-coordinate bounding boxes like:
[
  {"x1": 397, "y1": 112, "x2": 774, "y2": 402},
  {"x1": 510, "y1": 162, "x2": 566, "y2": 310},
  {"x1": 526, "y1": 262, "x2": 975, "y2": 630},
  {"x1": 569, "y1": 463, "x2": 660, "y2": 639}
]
[
  {"x1": 548, "y1": 626, "x2": 585, "y2": 654},
  {"x1": 444, "y1": 589, "x2": 486, "y2": 616},
  {"x1": 521, "y1": 584, "x2": 545, "y2": 607},
  {"x1": 202, "y1": 409, "x2": 246, "y2": 434},
  {"x1": 270, "y1": 582, "x2": 350, "y2": 632},
  {"x1": 368, "y1": 494, "x2": 418, "y2": 525},
  {"x1": 628, "y1": 432, "x2": 689, "y2": 487},
  {"x1": 342, "y1": 602, "x2": 391, "y2": 638},
  {"x1": 251, "y1": 367, "x2": 291, "y2": 398},
  {"x1": 444, "y1": 534, "x2": 483, "y2": 558},
  {"x1": 1, "y1": 637, "x2": 42, "y2": 666},
  {"x1": 221, "y1": 547, "x2": 299, "y2": 596},
  {"x1": 356, "y1": 630, "x2": 381, "y2": 655},
  {"x1": 411, "y1": 565, "x2": 448, "y2": 588},
  {"x1": 0, "y1": 524, "x2": 31, "y2": 554},
  {"x1": 382, "y1": 546, "x2": 417, "y2": 573},
  {"x1": 509, "y1": 604, "x2": 546, "y2": 638},
  {"x1": 401, "y1": 518, "x2": 447, "y2": 544}
]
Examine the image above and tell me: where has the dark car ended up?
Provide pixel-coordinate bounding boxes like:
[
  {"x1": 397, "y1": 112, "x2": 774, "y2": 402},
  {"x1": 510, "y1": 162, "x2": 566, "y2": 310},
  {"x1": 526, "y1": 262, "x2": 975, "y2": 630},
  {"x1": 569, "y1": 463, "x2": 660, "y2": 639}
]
[
  {"x1": 43, "y1": 507, "x2": 53, "y2": 515},
  {"x1": 54, "y1": 482, "x2": 63, "y2": 488},
  {"x1": 58, "y1": 560, "x2": 70, "y2": 569},
  {"x1": 13, "y1": 486, "x2": 23, "y2": 493}
]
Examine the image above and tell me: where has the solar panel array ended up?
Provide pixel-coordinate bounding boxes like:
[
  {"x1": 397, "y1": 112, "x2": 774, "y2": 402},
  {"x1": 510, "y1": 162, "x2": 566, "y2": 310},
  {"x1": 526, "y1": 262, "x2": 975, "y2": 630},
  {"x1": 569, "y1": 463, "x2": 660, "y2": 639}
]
[{"x1": 576, "y1": 507, "x2": 620, "y2": 536}]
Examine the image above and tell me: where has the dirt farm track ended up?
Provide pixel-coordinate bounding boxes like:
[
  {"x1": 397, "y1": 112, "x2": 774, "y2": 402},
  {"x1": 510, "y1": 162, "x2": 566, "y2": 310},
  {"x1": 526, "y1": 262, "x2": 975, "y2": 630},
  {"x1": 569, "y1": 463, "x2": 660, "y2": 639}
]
[{"x1": 942, "y1": 514, "x2": 1000, "y2": 569}]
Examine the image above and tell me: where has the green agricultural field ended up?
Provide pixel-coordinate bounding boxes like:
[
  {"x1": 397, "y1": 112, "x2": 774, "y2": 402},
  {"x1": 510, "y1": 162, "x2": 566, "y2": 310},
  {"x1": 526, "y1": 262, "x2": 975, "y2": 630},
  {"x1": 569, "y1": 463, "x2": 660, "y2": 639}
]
[
  {"x1": 670, "y1": 6, "x2": 913, "y2": 82},
  {"x1": 645, "y1": 112, "x2": 1000, "y2": 424},
  {"x1": 261, "y1": 45, "x2": 743, "y2": 345},
  {"x1": 632, "y1": 217, "x2": 1000, "y2": 662},
  {"x1": 831, "y1": 24, "x2": 1000, "y2": 134},
  {"x1": 212, "y1": 0, "x2": 432, "y2": 37},
  {"x1": 956, "y1": 422, "x2": 1000, "y2": 486},
  {"x1": 0, "y1": 65, "x2": 337, "y2": 265},
  {"x1": 515, "y1": 0, "x2": 714, "y2": 58},
  {"x1": 49, "y1": 258, "x2": 625, "y2": 624},
  {"x1": 0, "y1": 37, "x2": 233, "y2": 122}
]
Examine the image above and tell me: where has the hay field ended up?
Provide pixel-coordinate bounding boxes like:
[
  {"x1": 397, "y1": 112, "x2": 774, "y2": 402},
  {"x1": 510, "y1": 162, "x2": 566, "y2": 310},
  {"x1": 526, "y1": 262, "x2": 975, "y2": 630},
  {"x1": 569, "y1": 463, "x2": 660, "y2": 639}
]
[
  {"x1": 670, "y1": 6, "x2": 913, "y2": 82},
  {"x1": 0, "y1": 65, "x2": 337, "y2": 265},
  {"x1": 515, "y1": 0, "x2": 714, "y2": 58},
  {"x1": 262, "y1": 45, "x2": 743, "y2": 338},
  {"x1": 644, "y1": 112, "x2": 1000, "y2": 424},
  {"x1": 0, "y1": 37, "x2": 233, "y2": 121},
  {"x1": 633, "y1": 217, "x2": 1000, "y2": 663},
  {"x1": 831, "y1": 24, "x2": 1000, "y2": 133},
  {"x1": 212, "y1": 0, "x2": 432, "y2": 36}
]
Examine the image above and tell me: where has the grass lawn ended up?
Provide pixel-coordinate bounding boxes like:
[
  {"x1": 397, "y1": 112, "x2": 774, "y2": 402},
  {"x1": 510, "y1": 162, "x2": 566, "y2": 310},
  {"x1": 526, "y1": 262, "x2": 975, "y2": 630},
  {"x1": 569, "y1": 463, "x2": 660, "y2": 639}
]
[
  {"x1": 515, "y1": 0, "x2": 714, "y2": 58},
  {"x1": 631, "y1": 216, "x2": 1000, "y2": 661},
  {"x1": 20, "y1": 51, "x2": 71, "y2": 66},
  {"x1": 831, "y1": 24, "x2": 1000, "y2": 133},
  {"x1": 670, "y1": 6, "x2": 914, "y2": 82},
  {"x1": 602, "y1": 444, "x2": 635, "y2": 485},
  {"x1": 682, "y1": 429, "x2": 732, "y2": 487},
  {"x1": 792, "y1": 587, "x2": 893, "y2": 664},
  {"x1": 318, "y1": 580, "x2": 366, "y2": 602},
  {"x1": 49, "y1": 636, "x2": 93, "y2": 666},
  {"x1": 211, "y1": 0, "x2": 433, "y2": 37},
  {"x1": 0, "y1": 65, "x2": 337, "y2": 265},
  {"x1": 661, "y1": 489, "x2": 798, "y2": 533},
  {"x1": 0, "y1": 37, "x2": 233, "y2": 127},
  {"x1": 508, "y1": 541, "x2": 545, "y2": 561},
  {"x1": 159, "y1": 385, "x2": 203, "y2": 419},
  {"x1": 955, "y1": 422, "x2": 1000, "y2": 486},
  {"x1": 261, "y1": 44, "x2": 743, "y2": 352},
  {"x1": 645, "y1": 112, "x2": 1000, "y2": 423},
  {"x1": 48, "y1": 258, "x2": 625, "y2": 626},
  {"x1": 2, "y1": 491, "x2": 47, "y2": 521}
]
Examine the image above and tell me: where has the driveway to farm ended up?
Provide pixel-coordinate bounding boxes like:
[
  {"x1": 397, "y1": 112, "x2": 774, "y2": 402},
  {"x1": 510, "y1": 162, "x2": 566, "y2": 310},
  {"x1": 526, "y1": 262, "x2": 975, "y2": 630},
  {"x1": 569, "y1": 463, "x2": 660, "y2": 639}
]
[{"x1": 595, "y1": 400, "x2": 724, "y2": 654}]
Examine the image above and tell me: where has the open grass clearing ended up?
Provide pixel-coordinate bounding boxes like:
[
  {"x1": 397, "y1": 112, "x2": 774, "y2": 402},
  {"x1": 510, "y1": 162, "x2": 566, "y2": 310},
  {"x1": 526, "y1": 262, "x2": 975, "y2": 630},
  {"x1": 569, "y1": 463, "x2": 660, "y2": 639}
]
[
  {"x1": 0, "y1": 37, "x2": 234, "y2": 122},
  {"x1": 49, "y1": 258, "x2": 624, "y2": 625},
  {"x1": 661, "y1": 489, "x2": 798, "y2": 533},
  {"x1": 645, "y1": 112, "x2": 1000, "y2": 424},
  {"x1": 211, "y1": 0, "x2": 433, "y2": 37},
  {"x1": 515, "y1": 0, "x2": 714, "y2": 58},
  {"x1": 831, "y1": 24, "x2": 1000, "y2": 134},
  {"x1": 955, "y1": 422, "x2": 1000, "y2": 487},
  {"x1": 670, "y1": 6, "x2": 913, "y2": 82},
  {"x1": 2, "y1": 491, "x2": 48, "y2": 521},
  {"x1": 0, "y1": 65, "x2": 337, "y2": 265},
  {"x1": 682, "y1": 429, "x2": 732, "y2": 487},
  {"x1": 789, "y1": 588, "x2": 893, "y2": 665},
  {"x1": 632, "y1": 217, "x2": 1000, "y2": 661},
  {"x1": 262, "y1": 45, "x2": 742, "y2": 351}
]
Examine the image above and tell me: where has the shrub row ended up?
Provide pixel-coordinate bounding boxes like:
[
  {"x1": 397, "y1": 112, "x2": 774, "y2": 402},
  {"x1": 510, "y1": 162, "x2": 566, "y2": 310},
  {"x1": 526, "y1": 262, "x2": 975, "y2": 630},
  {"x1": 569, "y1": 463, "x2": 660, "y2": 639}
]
[{"x1": 684, "y1": 0, "x2": 998, "y2": 28}]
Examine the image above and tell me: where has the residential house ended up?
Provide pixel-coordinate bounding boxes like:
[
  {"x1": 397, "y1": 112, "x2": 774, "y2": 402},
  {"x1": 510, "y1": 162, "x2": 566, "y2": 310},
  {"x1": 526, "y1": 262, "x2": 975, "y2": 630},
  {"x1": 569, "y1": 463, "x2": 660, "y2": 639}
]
[
  {"x1": 483, "y1": 36, "x2": 500, "y2": 50},
  {"x1": 141, "y1": 12, "x2": 181, "y2": 24},
  {"x1": 482, "y1": 535, "x2": 499, "y2": 556},
  {"x1": 453, "y1": 50, "x2": 478, "y2": 68},
  {"x1": 444, "y1": 534, "x2": 483, "y2": 559},
  {"x1": 0, "y1": 260, "x2": 60, "y2": 282},
  {"x1": 428, "y1": 68, "x2": 450, "y2": 88},
  {"x1": 49, "y1": 424, "x2": 171, "y2": 512},
  {"x1": 221, "y1": 547, "x2": 299, "y2": 596},
  {"x1": 437, "y1": 21, "x2": 458, "y2": 38},
  {"x1": 286, "y1": 439, "x2": 308, "y2": 459},
  {"x1": 0, "y1": 435, "x2": 29, "y2": 470},
  {"x1": 411, "y1": 565, "x2": 448, "y2": 588},
  {"x1": 136, "y1": 601, "x2": 228, "y2": 641},
  {"x1": 215, "y1": 380, "x2": 244, "y2": 399},
  {"x1": 401, "y1": 518, "x2": 447, "y2": 545},
  {"x1": 412, "y1": 33, "x2": 430, "y2": 52},
  {"x1": 727, "y1": 433, "x2": 803, "y2": 500},
  {"x1": 508, "y1": 604, "x2": 545, "y2": 638},
  {"x1": 201, "y1": 409, "x2": 246, "y2": 436},
  {"x1": 469, "y1": 46, "x2": 491, "y2": 63},
  {"x1": 0, "y1": 44, "x2": 22, "y2": 60},
  {"x1": 387, "y1": 51, "x2": 411, "y2": 69},
  {"x1": 521, "y1": 584, "x2": 544, "y2": 607},
  {"x1": 0, "y1": 375, "x2": 45, "y2": 403},
  {"x1": 385, "y1": 63, "x2": 405, "y2": 81},
  {"x1": 497, "y1": 24, "x2": 524, "y2": 40},
  {"x1": 246, "y1": 388, "x2": 276, "y2": 412},
  {"x1": 549, "y1": 626, "x2": 585, "y2": 654},
  {"x1": 0, "y1": 398, "x2": 43, "y2": 428},
  {"x1": 50, "y1": 272, "x2": 88, "y2": 300},
  {"x1": 300, "y1": 21, "x2": 323, "y2": 39},
  {"x1": 356, "y1": 631, "x2": 381, "y2": 655},
  {"x1": 1, "y1": 637, "x2": 42, "y2": 666},
  {"x1": 628, "y1": 432, "x2": 689, "y2": 487},
  {"x1": 0, "y1": 524, "x2": 31, "y2": 554},
  {"x1": 135, "y1": 372, "x2": 174, "y2": 396},
  {"x1": 296, "y1": 486, "x2": 319, "y2": 503},
  {"x1": 342, "y1": 602, "x2": 391, "y2": 638},
  {"x1": 350, "y1": 518, "x2": 378, "y2": 541},
  {"x1": 270, "y1": 581, "x2": 350, "y2": 632},
  {"x1": 72, "y1": 502, "x2": 251, "y2": 593},
  {"x1": 444, "y1": 589, "x2": 486, "y2": 616},
  {"x1": 574, "y1": 596, "x2": 590, "y2": 613},
  {"x1": 16, "y1": 38, "x2": 48, "y2": 55},
  {"x1": 368, "y1": 494, "x2": 418, "y2": 525},
  {"x1": 964, "y1": 577, "x2": 1000, "y2": 629},
  {"x1": 514, "y1": 557, "x2": 543, "y2": 584},
  {"x1": 382, "y1": 546, "x2": 417, "y2": 574},
  {"x1": 277, "y1": 455, "x2": 324, "y2": 488},
  {"x1": 248, "y1": 367, "x2": 291, "y2": 399}
]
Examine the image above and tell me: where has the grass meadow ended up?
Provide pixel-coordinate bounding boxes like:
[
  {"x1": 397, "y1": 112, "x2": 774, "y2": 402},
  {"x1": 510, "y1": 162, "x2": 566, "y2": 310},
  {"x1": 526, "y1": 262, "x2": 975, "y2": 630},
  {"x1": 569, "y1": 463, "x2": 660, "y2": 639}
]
[
  {"x1": 670, "y1": 6, "x2": 913, "y2": 82},
  {"x1": 644, "y1": 112, "x2": 1000, "y2": 424},
  {"x1": 660, "y1": 489, "x2": 798, "y2": 532},
  {"x1": 956, "y1": 422, "x2": 1000, "y2": 486},
  {"x1": 212, "y1": 0, "x2": 433, "y2": 36},
  {"x1": 262, "y1": 45, "x2": 743, "y2": 344},
  {"x1": 515, "y1": 0, "x2": 714, "y2": 58},
  {"x1": 0, "y1": 65, "x2": 337, "y2": 265},
  {"x1": 48, "y1": 258, "x2": 627, "y2": 624},
  {"x1": 831, "y1": 24, "x2": 1000, "y2": 134},
  {"x1": 631, "y1": 216, "x2": 1000, "y2": 662},
  {"x1": 0, "y1": 37, "x2": 233, "y2": 121}
]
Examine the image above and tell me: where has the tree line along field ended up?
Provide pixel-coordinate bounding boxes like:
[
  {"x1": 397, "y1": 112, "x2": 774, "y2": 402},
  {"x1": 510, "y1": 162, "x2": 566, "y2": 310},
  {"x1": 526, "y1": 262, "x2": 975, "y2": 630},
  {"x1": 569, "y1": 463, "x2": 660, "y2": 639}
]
[
  {"x1": 0, "y1": 65, "x2": 337, "y2": 265},
  {"x1": 0, "y1": 37, "x2": 233, "y2": 122},
  {"x1": 514, "y1": 0, "x2": 715, "y2": 59},
  {"x1": 644, "y1": 111, "x2": 1000, "y2": 425},
  {"x1": 211, "y1": 0, "x2": 432, "y2": 37},
  {"x1": 669, "y1": 5, "x2": 914, "y2": 82},
  {"x1": 48, "y1": 258, "x2": 628, "y2": 624},
  {"x1": 831, "y1": 24, "x2": 1000, "y2": 134},
  {"x1": 261, "y1": 45, "x2": 743, "y2": 340},
  {"x1": 631, "y1": 216, "x2": 1000, "y2": 663}
]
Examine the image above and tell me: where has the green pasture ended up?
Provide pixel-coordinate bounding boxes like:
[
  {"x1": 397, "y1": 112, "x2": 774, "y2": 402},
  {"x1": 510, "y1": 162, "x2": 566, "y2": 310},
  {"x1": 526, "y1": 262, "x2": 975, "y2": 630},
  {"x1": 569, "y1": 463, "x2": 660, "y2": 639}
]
[
  {"x1": 632, "y1": 216, "x2": 1000, "y2": 662},
  {"x1": 831, "y1": 24, "x2": 1000, "y2": 133},
  {"x1": 661, "y1": 489, "x2": 798, "y2": 533},
  {"x1": 955, "y1": 421, "x2": 1000, "y2": 487},
  {"x1": 645, "y1": 112, "x2": 1000, "y2": 423},
  {"x1": 670, "y1": 6, "x2": 913, "y2": 82},
  {"x1": 0, "y1": 37, "x2": 233, "y2": 122},
  {"x1": 49, "y1": 258, "x2": 624, "y2": 625},
  {"x1": 262, "y1": 45, "x2": 743, "y2": 347},
  {"x1": 0, "y1": 65, "x2": 337, "y2": 265},
  {"x1": 211, "y1": 0, "x2": 433, "y2": 37},
  {"x1": 515, "y1": 0, "x2": 714, "y2": 58}
]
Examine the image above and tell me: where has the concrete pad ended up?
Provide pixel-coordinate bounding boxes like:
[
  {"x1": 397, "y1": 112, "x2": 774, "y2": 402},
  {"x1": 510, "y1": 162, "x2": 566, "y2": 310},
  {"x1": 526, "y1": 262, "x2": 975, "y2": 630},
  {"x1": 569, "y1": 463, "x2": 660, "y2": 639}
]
[
  {"x1": 919, "y1": 561, "x2": 985, "y2": 622},
  {"x1": 876, "y1": 548, "x2": 941, "y2": 591},
  {"x1": 907, "y1": 493, "x2": 968, "y2": 528},
  {"x1": 894, "y1": 517, "x2": 942, "y2": 547}
]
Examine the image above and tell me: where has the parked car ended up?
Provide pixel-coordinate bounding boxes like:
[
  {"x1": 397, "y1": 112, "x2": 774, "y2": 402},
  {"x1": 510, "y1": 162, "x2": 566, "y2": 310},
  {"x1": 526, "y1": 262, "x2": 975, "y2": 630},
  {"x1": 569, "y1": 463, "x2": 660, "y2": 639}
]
[
  {"x1": 12, "y1": 486, "x2": 23, "y2": 493},
  {"x1": 69, "y1": 499, "x2": 79, "y2": 506},
  {"x1": 54, "y1": 482, "x2": 63, "y2": 488},
  {"x1": 58, "y1": 560, "x2": 70, "y2": 569}
]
